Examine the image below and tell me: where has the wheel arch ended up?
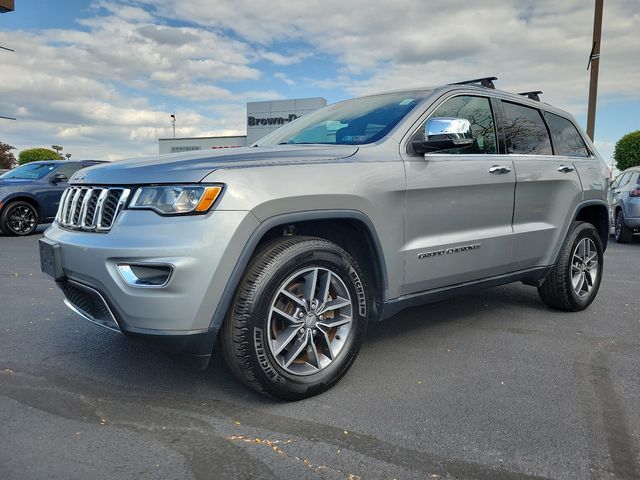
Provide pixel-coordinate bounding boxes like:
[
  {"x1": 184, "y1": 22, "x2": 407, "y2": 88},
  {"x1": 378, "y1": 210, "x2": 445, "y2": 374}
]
[
  {"x1": 0, "y1": 194, "x2": 41, "y2": 218},
  {"x1": 572, "y1": 200, "x2": 610, "y2": 252},
  {"x1": 209, "y1": 210, "x2": 389, "y2": 334}
]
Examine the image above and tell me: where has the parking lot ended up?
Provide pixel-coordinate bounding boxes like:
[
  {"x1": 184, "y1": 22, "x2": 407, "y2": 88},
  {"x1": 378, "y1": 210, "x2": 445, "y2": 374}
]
[{"x1": 0, "y1": 228, "x2": 638, "y2": 480}]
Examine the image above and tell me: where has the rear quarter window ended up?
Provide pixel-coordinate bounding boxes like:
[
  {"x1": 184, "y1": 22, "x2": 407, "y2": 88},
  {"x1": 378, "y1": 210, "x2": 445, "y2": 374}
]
[
  {"x1": 545, "y1": 113, "x2": 590, "y2": 157},
  {"x1": 502, "y1": 101, "x2": 552, "y2": 155}
]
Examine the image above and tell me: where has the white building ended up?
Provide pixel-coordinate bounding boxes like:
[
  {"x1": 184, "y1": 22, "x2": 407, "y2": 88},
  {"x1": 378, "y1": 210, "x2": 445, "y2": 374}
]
[{"x1": 159, "y1": 97, "x2": 327, "y2": 154}]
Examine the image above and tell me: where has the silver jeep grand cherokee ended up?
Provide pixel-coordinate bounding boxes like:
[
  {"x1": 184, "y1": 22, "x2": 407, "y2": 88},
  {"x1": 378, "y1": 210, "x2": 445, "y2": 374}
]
[{"x1": 40, "y1": 77, "x2": 610, "y2": 399}]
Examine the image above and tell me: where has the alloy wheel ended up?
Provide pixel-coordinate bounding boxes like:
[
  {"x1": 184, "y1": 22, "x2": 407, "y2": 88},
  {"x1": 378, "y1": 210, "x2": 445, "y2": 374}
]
[
  {"x1": 267, "y1": 267, "x2": 353, "y2": 376},
  {"x1": 7, "y1": 205, "x2": 36, "y2": 235},
  {"x1": 571, "y1": 237, "x2": 599, "y2": 297}
]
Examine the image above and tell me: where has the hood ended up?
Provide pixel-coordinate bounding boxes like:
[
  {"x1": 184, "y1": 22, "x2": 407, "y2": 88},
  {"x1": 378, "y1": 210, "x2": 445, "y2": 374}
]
[{"x1": 71, "y1": 145, "x2": 359, "y2": 185}]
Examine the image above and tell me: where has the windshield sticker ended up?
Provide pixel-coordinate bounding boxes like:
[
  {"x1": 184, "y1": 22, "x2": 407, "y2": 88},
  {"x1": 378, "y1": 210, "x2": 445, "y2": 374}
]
[
  {"x1": 343, "y1": 135, "x2": 367, "y2": 142},
  {"x1": 400, "y1": 98, "x2": 415, "y2": 105}
]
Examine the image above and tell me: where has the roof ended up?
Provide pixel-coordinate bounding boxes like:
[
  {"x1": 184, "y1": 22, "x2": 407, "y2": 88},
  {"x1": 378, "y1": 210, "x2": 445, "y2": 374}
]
[{"x1": 20, "y1": 160, "x2": 104, "y2": 165}]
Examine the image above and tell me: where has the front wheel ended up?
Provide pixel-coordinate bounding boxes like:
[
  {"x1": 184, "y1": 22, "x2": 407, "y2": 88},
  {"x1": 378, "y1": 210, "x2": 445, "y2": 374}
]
[
  {"x1": 537, "y1": 221, "x2": 604, "y2": 311},
  {"x1": 221, "y1": 236, "x2": 369, "y2": 400},
  {"x1": 0, "y1": 201, "x2": 39, "y2": 236}
]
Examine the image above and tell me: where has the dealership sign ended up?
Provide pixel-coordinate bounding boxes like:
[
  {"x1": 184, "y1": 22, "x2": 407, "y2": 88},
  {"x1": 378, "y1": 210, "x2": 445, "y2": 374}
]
[{"x1": 248, "y1": 114, "x2": 298, "y2": 127}]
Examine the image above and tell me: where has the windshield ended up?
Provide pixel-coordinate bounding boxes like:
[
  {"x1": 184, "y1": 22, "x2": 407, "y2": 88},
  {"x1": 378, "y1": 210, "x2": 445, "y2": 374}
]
[
  {"x1": 0, "y1": 163, "x2": 58, "y2": 180},
  {"x1": 257, "y1": 91, "x2": 430, "y2": 146}
]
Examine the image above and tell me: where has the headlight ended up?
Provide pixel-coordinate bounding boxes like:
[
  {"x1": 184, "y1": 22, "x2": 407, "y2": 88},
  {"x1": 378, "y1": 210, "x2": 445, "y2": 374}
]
[{"x1": 128, "y1": 185, "x2": 223, "y2": 215}]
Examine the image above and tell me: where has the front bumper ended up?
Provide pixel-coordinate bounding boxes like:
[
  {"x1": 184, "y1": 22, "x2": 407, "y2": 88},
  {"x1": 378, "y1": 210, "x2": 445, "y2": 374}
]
[
  {"x1": 625, "y1": 217, "x2": 640, "y2": 229},
  {"x1": 42, "y1": 209, "x2": 259, "y2": 363}
]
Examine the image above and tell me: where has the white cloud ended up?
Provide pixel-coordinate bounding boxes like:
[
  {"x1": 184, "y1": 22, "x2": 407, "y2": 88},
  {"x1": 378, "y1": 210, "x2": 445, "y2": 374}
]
[
  {"x1": 139, "y1": 0, "x2": 640, "y2": 105},
  {"x1": 274, "y1": 72, "x2": 296, "y2": 86},
  {"x1": 1, "y1": 0, "x2": 638, "y2": 161}
]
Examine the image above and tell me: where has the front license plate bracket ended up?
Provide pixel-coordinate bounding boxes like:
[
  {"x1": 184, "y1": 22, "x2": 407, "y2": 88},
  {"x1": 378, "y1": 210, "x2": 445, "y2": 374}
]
[{"x1": 39, "y1": 238, "x2": 65, "y2": 281}]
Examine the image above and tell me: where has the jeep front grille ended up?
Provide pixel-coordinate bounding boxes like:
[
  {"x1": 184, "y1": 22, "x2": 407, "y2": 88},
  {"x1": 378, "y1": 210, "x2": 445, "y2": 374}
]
[{"x1": 56, "y1": 186, "x2": 131, "y2": 232}]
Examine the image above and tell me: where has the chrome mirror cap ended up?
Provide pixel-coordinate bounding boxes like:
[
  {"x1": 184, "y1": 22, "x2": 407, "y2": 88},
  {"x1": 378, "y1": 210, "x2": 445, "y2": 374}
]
[{"x1": 425, "y1": 117, "x2": 472, "y2": 139}]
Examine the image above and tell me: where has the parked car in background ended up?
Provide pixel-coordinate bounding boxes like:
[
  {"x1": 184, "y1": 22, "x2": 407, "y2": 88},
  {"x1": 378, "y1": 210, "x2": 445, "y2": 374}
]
[
  {"x1": 609, "y1": 166, "x2": 640, "y2": 243},
  {"x1": 0, "y1": 160, "x2": 104, "y2": 236}
]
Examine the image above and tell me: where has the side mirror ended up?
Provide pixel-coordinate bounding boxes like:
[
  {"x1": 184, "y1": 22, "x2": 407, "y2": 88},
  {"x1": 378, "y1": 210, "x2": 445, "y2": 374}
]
[
  {"x1": 412, "y1": 117, "x2": 474, "y2": 154},
  {"x1": 50, "y1": 173, "x2": 68, "y2": 184}
]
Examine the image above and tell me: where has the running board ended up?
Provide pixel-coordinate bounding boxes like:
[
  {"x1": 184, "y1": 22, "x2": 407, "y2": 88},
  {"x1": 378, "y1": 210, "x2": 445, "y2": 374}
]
[{"x1": 378, "y1": 266, "x2": 551, "y2": 321}]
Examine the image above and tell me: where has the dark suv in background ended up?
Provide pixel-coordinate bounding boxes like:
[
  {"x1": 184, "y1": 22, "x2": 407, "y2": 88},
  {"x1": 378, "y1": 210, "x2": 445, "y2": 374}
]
[
  {"x1": 609, "y1": 166, "x2": 640, "y2": 243},
  {"x1": 0, "y1": 160, "x2": 103, "y2": 236}
]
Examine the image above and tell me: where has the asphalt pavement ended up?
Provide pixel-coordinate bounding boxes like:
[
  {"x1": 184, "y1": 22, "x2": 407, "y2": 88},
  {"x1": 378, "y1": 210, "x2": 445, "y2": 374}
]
[{"x1": 1, "y1": 227, "x2": 639, "y2": 480}]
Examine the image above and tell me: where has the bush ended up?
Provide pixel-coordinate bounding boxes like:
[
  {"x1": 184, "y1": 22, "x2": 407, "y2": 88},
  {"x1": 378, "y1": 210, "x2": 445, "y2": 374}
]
[
  {"x1": 614, "y1": 130, "x2": 640, "y2": 171},
  {"x1": 0, "y1": 142, "x2": 17, "y2": 169},
  {"x1": 18, "y1": 148, "x2": 61, "y2": 165}
]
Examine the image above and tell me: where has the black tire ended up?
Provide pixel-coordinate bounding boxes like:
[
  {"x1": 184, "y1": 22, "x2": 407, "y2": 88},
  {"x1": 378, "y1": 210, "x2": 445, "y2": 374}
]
[
  {"x1": 614, "y1": 209, "x2": 633, "y2": 243},
  {"x1": 220, "y1": 236, "x2": 369, "y2": 400},
  {"x1": 0, "y1": 201, "x2": 39, "y2": 236},
  {"x1": 537, "y1": 221, "x2": 603, "y2": 311}
]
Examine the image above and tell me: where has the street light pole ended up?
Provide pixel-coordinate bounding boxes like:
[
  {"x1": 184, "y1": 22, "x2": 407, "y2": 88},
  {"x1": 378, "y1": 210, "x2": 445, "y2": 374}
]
[
  {"x1": 51, "y1": 144, "x2": 63, "y2": 159},
  {"x1": 586, "y1": 0, "x2": 604, "y2": 141}
]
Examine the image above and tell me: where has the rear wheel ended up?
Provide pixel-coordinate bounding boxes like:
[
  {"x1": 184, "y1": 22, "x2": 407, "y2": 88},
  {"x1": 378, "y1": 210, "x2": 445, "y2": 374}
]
[
  {"x1": 537, "y1": 221, "x2": 603, "y2": 311},
  {"x1": 614, "y1": 209, "x2": 633, "y2": 243},
  {"x1": 0, "y1": 201, "x2": 39, "y2": 236},
  {"x1": 221, "y1": 236, "x2": 369, "y2": 400}
]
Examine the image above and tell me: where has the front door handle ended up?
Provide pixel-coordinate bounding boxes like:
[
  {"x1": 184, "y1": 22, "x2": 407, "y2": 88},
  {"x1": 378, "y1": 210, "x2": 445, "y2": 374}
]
[
  {"x1": 558, "y1": 165, "x2": 575, "y2": 173},
  {"x1": 489, "y1": 165, "x2": 512, "y2": 175}
]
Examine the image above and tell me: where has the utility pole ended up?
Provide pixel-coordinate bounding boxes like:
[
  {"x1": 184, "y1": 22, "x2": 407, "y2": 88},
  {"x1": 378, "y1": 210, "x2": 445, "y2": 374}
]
[{"x1": 586, "y1": 0, "x2": 604, "y2": 141}]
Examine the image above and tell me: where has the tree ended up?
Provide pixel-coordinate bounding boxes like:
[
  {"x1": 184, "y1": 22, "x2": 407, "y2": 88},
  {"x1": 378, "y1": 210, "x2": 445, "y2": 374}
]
[
  {"x1": 614, "y1": 130, "x2": 640, "y2": 171},
  {"x1": 0, "y1": 142, "x2": 17, "y2": 169},
  {"x1": 18, "y1": 148, "x2": 61, "y2": 165}
]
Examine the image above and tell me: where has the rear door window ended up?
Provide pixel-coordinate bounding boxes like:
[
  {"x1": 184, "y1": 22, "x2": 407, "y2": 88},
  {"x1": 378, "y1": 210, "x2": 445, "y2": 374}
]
[
  {"x1": 501, "y1": 101, "x2": 552, "y2": 155},
  {"x1": 545, "y1": 113, "x2": 590, "y2": 157}
]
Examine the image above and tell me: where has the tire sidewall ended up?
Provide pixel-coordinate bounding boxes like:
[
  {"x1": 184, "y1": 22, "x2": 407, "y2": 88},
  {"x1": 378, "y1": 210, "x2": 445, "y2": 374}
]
[
  {"x1": 615, "y1": 210, "x2": 623, "y2": 241},
  {"x1": 1, "y1": 201, "x2": 39, "y2": 236},
  {"x1": 563, "y1": 223, "x2": 603, "y2": 310},
  {"x1": 243, "y1": 243, "x2": 368, "y2": 397}
]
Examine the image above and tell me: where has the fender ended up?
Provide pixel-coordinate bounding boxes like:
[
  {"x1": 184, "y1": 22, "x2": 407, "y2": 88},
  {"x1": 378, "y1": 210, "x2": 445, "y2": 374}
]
[
  {"x1": 552, "y1": 199, "x2": 610, "y2": 265},
  {"x1": 208, "y1": 209, "x2": 389, "y2": 333},
  {"x1": 0, "y1": 192, "x2": 42, "y2": 216}
]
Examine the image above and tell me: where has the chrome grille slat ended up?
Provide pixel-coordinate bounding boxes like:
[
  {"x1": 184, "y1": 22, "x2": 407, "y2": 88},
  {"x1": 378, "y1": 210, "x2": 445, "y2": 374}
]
[
  {"x1": 61, "y1": 188, "x2": 76, "y2": 225},
  {"x1": 56, "y1": 186, "x2": 130, "y2": 233},
  {"x1": 79, "y1": 188, "x2": 93, "y2": 227},
  {"x1": 55, "y1": 189, "x2": 70, "y2": 223},
  {"x1": 67, "y1": 189, "x2": 82, "y2": 225}
]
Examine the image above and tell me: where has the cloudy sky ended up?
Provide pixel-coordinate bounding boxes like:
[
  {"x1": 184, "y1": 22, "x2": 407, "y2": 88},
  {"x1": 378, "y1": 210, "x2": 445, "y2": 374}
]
[{"x1": 1, "y1": 0, "x2": 638, "y2": 163}]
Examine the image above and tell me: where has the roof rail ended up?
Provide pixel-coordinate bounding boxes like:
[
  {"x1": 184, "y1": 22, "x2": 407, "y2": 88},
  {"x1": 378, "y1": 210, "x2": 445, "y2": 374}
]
[
  {"x1": 518, "y1": 90, "x2": 543, "y2": 101},
  {"x1": 451, "y1": 76, "x2": 497, "y2": 89}
]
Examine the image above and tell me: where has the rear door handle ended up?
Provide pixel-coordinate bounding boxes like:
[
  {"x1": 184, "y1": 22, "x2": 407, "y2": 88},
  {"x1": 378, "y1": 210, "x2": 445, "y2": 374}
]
[
  {"x1": 558, "y1": 165, "x2": 575, "y2": 173},
  {"x1": 489, "y1": 165, "x2": 512, "y2": 175}
]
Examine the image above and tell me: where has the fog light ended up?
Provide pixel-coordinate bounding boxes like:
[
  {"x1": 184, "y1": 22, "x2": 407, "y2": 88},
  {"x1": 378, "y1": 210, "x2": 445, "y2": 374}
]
[{"x1": 117, "y1": 264, "x2": 173, "y2": 288}]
